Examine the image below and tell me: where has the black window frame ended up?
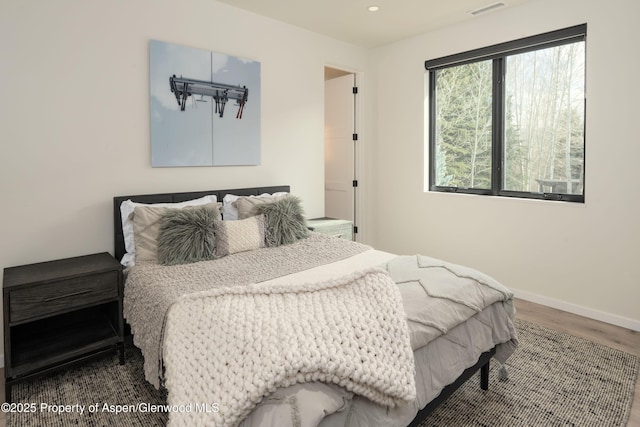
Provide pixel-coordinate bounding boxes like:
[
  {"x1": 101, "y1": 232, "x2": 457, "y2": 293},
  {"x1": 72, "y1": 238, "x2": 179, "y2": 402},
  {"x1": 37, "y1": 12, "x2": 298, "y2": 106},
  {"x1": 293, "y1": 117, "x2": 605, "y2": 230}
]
[{"x1": 426, "y1": 24, "x2": 587, "y2": 203}]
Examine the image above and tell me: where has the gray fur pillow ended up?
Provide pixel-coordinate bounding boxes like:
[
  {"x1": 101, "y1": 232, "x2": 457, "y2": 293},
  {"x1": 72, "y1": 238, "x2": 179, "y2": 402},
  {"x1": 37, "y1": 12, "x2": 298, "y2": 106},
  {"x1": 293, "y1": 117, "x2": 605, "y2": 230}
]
[
  {"x1": 252, "y1": 195, "x2": 310, "y2": 246},
  {"x1": 156, "y1": 203, "x2": 221, "y2": 265}
]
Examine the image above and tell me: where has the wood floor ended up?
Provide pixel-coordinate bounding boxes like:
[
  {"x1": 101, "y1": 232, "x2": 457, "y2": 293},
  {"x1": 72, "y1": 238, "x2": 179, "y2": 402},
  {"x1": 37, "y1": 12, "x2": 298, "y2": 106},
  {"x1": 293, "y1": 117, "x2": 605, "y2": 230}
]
[{"x1": 0, "y1": 298, "x2": 637, "y2": 426}]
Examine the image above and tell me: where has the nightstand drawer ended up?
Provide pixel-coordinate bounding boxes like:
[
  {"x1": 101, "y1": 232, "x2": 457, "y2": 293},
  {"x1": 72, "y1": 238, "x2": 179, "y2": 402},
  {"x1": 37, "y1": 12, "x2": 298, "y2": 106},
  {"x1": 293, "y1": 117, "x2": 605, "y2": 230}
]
[{"x1": 9, "y1": 271, "x2": 118, "y2": 324}]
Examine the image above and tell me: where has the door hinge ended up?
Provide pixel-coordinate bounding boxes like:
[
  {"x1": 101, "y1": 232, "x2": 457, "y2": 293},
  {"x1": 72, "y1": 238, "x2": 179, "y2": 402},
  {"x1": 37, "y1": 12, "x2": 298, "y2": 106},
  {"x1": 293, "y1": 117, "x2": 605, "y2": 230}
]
[
  {"x1": 353, "y1": 86, "x2": 358, "y2": 94},
  {"x1": 353, "y1": 225, "x2": 358, "y2": 234},
  {"x1": 352, "y1": 133, "x2": 358, "y2": 141},
  {"x1": 352, "y1": 180, "x2": 358, "y2": 187}
]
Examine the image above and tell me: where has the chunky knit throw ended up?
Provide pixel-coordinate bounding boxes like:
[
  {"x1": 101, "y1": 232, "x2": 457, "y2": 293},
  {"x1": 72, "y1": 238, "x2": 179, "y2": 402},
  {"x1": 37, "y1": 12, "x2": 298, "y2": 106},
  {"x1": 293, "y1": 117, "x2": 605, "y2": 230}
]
[
  {"x1": 124, "y1": 233, "x2": 371, "y2": 388},
  {"x1": 163, "y1": 268, "x2": 416, "y2": 427}
]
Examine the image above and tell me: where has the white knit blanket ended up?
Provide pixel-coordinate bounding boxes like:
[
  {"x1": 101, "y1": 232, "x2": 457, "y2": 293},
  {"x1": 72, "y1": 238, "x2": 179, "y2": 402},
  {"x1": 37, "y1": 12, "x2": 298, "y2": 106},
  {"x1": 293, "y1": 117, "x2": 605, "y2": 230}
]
[
  {"x1": 163, "y1": 268, "x2": 417, "y2": 427},
  {"x1": 124, "y1": 233, "x2": 370, "y2": 388}
]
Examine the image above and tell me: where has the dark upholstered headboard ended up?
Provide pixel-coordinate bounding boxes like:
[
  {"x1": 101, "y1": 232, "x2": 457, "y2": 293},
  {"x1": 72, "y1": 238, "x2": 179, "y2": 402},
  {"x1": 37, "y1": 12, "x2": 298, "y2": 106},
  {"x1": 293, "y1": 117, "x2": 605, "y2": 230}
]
[{"x1": 113, "y1": 185, "x2": 290, "y2": 262}]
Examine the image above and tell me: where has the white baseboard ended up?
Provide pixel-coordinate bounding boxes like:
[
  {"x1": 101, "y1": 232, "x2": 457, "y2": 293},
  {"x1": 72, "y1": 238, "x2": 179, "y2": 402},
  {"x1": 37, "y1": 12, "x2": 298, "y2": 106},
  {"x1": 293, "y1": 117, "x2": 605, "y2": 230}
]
[{"x1": 512, "y1": 288, "x2": 640, "y2": 332}]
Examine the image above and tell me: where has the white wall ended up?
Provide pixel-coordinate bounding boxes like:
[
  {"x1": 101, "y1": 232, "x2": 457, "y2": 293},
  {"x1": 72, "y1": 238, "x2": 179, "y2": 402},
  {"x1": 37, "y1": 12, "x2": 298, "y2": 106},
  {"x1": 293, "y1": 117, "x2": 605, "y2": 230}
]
[
  {"x1": 2, "y1": 0, "x2": 637, "y2": 363},
  {"x1": 0, "y1": 0, "x2": 367, "y2": 269},
  {"x1": 0, "y1": 0, "x2": 368, "y2": 365},
  {"x1": 367, "y1": 0, "x2": 640, "y2": 328}
]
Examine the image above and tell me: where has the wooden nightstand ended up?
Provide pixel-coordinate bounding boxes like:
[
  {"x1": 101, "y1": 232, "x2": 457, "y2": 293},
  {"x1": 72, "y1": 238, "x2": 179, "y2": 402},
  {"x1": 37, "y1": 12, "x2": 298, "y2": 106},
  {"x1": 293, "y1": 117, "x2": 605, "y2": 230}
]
[
  {"x1": 3, "y1": 252, "x2": 124, "y2": 402},
  {"x1": 306, "y1": 217, "x2": 354, "y2": 240}
]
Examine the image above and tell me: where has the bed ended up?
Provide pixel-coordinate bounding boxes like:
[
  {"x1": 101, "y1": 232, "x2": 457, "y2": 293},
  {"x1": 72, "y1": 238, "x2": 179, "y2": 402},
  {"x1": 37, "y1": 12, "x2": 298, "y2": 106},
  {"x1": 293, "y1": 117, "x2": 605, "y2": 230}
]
[{"x1": 113, "y1": 185, "x2": 518, "y2": 427}]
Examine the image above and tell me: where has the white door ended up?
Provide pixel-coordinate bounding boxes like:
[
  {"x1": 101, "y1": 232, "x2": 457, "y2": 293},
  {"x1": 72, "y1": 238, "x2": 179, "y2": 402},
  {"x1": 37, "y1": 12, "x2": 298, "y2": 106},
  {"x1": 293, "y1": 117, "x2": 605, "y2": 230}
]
[{"x1": 324, "y1": 74, "x2": 354, "y2": 222}]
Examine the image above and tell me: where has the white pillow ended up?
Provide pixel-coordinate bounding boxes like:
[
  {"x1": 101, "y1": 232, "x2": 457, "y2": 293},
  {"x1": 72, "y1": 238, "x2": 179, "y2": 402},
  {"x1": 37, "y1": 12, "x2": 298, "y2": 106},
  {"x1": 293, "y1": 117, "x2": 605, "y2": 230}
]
[
  {"x1": 222, "y1": 192, "x2": 288, "y2": 220},
  {"x1": 214, "y1": 215, "x2": 267, "y2": 257},
  {"x1": 119, "y1": 195, "x2": 217, "y2": 267}
]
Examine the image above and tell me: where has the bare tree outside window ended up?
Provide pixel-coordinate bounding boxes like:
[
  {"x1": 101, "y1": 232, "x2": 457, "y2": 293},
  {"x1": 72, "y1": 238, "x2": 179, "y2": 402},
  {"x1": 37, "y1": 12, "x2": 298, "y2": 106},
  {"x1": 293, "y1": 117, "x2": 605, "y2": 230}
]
[
  {"x1": 504, "y1": 43, "x2": 585, "y2": 195},
  {"x1": 427, "y1": 24, "x2": 586, "y2": 203},
  {"x1": 434, "y1": 61, "x2": 493, "y2": 189}
]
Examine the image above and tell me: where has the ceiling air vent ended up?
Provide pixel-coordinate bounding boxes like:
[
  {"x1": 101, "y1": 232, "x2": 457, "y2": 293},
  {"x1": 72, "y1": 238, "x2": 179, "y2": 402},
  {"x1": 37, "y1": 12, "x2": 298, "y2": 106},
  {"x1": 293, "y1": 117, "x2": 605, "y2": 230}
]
[{"x1": 469, "y1": 2, "x2": 506, "y2": 16}]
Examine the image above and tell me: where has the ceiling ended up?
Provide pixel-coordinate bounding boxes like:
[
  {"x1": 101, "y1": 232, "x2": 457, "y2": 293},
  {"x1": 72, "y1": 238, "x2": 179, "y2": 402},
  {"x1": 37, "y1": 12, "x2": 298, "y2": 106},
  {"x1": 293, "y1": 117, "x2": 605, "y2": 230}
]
[{"x1": 216, "y1": 0, "x2": 533, "y2": 48}]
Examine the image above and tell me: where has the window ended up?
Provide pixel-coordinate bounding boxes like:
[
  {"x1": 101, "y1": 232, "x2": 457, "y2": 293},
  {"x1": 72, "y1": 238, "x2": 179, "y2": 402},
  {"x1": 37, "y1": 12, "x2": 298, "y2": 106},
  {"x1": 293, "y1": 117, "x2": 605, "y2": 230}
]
[{"x1": 426, "y1": 24, "x2": 586, "y2": 202}]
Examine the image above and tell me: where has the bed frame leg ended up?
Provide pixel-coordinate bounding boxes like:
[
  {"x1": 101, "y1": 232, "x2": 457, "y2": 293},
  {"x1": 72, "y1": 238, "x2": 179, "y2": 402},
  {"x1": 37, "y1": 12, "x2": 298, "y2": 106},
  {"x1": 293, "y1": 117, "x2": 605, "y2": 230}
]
[{"x1": 480, "y1": 359, "x2": 490, "y2": 390}]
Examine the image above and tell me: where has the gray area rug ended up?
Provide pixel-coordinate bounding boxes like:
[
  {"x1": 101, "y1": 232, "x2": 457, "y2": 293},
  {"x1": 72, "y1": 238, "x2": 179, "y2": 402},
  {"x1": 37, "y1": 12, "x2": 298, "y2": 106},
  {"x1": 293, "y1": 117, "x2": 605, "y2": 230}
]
[
  {"x1": 8, "y1": 319, "x2": 639, "y2": 426},
  {"x1": 423, "y1": 319, "x2": 639, "y2": 427}
]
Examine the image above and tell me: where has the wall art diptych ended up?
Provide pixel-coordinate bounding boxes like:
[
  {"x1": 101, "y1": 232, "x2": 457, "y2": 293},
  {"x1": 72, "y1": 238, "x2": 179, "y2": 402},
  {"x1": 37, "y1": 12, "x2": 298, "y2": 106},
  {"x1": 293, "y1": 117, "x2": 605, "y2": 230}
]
[{"x1": 149, "y1": 40, "x2": 261, "y2": 167}]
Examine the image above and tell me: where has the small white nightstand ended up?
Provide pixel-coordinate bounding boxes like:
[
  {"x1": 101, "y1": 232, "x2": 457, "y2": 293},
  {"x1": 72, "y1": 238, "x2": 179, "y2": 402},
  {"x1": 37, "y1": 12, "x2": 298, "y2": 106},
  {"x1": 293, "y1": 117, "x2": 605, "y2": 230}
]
[{"x1": 306, "y1": 217, "x2": 353, "y2": 241}]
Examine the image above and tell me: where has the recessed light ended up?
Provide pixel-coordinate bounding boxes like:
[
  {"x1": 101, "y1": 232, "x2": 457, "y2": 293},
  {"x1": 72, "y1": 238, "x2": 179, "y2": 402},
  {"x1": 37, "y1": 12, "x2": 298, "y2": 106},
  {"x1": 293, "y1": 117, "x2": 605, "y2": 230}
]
[{"x1": 368, "y1": 5, "x2": 380, "y2": 12}]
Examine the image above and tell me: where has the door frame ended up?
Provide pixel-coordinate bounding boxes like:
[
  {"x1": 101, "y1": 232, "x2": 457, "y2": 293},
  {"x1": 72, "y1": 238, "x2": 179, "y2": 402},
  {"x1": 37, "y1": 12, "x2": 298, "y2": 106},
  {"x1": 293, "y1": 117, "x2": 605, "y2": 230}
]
[{"x1": 324, "y1": 65, "x2": 365, "y2": 242}]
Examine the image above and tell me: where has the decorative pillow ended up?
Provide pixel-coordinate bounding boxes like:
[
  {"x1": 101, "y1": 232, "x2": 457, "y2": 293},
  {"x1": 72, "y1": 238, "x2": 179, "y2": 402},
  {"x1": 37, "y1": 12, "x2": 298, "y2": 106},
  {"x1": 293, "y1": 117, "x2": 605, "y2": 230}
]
[
  {"x1": 132, "y1": 203, "x2": 221, "y2": 263},
  {"x1": 252, "y1": 195, "x2": 310, "y2": 247},
  {"x1": 156, "y1": 205, "x2": 220, "y2": 266},
  {"x1": 215, "y1": 215, "x2": 266, "y2": 257},
  {"x1": 119, "y1": 195, "x2": 217, "y2": 267},
  {"x1": 222, "y1": 192, "x2": 288, "y2": 220},
  {"x1": 236, "y1": 195, "x2": 287, "y2": 220}
]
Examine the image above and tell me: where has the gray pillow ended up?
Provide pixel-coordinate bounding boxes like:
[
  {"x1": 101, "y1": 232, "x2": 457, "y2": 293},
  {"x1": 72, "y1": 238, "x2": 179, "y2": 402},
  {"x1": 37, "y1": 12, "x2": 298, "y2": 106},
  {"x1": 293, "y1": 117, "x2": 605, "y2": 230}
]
[
  {"x1": 235, "y1": 194, "x2": 287, "y2": 219},
  {"x1": 156, "y1": 204, "x2": 221, "y2": 265},
  {"x1": 252, "y1": 195, "x2": 310, "y2": 246}
]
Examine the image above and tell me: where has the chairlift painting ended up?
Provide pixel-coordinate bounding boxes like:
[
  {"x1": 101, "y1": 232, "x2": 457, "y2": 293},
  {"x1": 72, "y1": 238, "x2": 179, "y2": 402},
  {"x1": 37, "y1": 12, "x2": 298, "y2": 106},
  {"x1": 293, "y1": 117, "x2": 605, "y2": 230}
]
[{"x1": 149, "y1": 40, "x2": 261, "y2": 167}]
